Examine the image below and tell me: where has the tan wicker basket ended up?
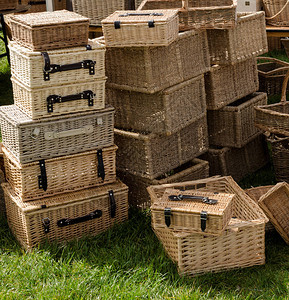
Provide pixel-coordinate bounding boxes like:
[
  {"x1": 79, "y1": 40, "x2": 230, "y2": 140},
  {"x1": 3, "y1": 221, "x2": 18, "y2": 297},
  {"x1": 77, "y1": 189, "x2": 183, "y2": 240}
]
[
  {"x1": 3, "y1": 180, "x2": 128, "y2": 250},
  {"x1": 102, "y1": 10, "x2": 179, "y2": 47},
  {"x1": 103, "y1": 29, "x2": 210, "y2": 94},
  {"x1": 201, "y1": 135, "x2": 269, "y2": 182},
  {"x1": 115, "y1": 115, "x2": 208, "y2": 180},
  {"x1": 0, "y1": 169, "x2": 6, "y2": 216},
  {"x1": 117, "y1": 158, "x2": 209, "y2": 209},
  {"x1": 208, "y1": 92, "x2": 267, "y2": 148},
  {"x1": 3, "y1": 145, "x2": 117, "y2": 202},
  {"x1": 259, "y1": 182, "x2": 289, "y2": 243},
  {"x1": 11, "y1": 76, "x2": 106, "y2": 120},
  {"x1": 9, "y1": 39, "x2": 105, "y2": 89},
  {"x1": 0, "y1": 0, "x2": 17, "y2": 10},
  {"x1": 9, "y1": 10, "x2": 89, "y2": 51},
  {"x1": 107, "y1": 75, "x2": 206, "y2": 135},
  {"x1": 205, "y1": 58, "x2": 259, "y2": 110},
  {"x1": 152, "y1": 189, "x2": 234, "y2": 236},
  {"x1": 263, "y1": 0, "x2": 289, "y2": 26},
  {"x1": 207, "y1": 12, "x2": 268, "y2": 65},
  {"x1": 0, "y1": 105, "x2": 114, "y2": 164}
]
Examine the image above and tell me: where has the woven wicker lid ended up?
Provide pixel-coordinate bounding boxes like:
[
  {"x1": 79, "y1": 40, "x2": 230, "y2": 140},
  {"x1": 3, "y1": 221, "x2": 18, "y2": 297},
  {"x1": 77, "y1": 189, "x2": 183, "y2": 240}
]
[
  {"x1": 102, "y1": 10, "x2": 179, "y2": 24},
  {"x1": 2, "y1": 180, "x2": 127, "y2": 214},
  {"x1": 9, "y1": 10, "x2": 89, "y2": 28}
]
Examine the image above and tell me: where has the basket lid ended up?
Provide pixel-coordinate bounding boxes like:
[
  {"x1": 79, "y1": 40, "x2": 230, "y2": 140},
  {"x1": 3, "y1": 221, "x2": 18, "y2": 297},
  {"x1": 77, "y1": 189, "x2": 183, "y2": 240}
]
[{"x1": 9, "y1": 10, "x2": 89, "y2": 28}]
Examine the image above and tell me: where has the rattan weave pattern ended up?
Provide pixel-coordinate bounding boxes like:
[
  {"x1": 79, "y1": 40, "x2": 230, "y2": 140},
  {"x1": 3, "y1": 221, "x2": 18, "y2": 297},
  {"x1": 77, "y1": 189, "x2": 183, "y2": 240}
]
[
  {"x1": 3, "y1": 180, "x2": 128, "y2": 250},
  {"x1": 107, "y1": 75, "x2": 206, "y2": 135},
  {"x1": 0, "y1": 105, "x2": 114, "y2": 164},
  {"x1": 0, "y1": 0, "x2": 17, "y2": 10},
  {"x1": 19, "y1": 0, "x2": 46, "y2": 12},
  {"x1": 262, "y1": 0, "x2": 289, "y2": 26},
  {"x1": 3, "y1": 145, "x2": 117, "y2": 202}
]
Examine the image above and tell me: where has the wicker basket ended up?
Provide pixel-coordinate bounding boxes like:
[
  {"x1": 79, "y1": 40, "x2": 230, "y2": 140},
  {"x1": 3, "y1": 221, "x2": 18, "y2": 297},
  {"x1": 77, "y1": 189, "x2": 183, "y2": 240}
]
[
  {"x1": 0, "y1": 169, "x2": 6, "y2": 216},
  {"x1": 107, "y1": 75, "x2": 206, "y2": 135},
  {"x1": 3, "y1": 145, "x2": 117, "y2": 202},
  {"x1": 3, "y1": 180, "x2": 128, "y2": 250},
  {"x1": 115, "y1": 115, "x2": 208, "y2": 180},
  {"x1": 9, "y1": 39, "x2": 105, "y2": 89},
  {"x1": 11, "y1": 76, "x2": 106, "y2": 120},
  {"x1": 54, "y1": 0, "x2": 67, "y2": 10},
  {"x1": 18, "y1": 0, "x2": 46, "y2": 12},
  {"x1": 207, "y1": 12, "x2": 268, "y2": 65},
  {"x1": 117, "y1": 158, "x2": 209, "y2": 209},
  {"x1": 205, "y1": 58, "x2": 259, "y2": 110},
  {"x1": 281, "y1": 39, "x2": 289, "y2": 58},
  {"x1": 208, "y1": 92, "x2": 267, "y2": 148},
  {"x1": 103, "y1": 29, "x2": 210, "y2": 94},
  {"x1": 135, "y1": 0, "x2": 143, "y2": 9},
  {"x1": 0, "y1": 0, "x2": 17, "y2": 10},
  {"x1": 201, "y1": 135, "x2": 269, "y2": 182},
  {"x1": 72, "y1": 0, "x2": 129, "y2": 26},
  {"x1": 9, "y1": 10, "x2": 89, "y2": 51},
  {"x1": 0, "y1": 105, "x2": 114, "y2": 164},
  {"x1": 262, "y1": 0, "x2": 289, "y2": 26}
]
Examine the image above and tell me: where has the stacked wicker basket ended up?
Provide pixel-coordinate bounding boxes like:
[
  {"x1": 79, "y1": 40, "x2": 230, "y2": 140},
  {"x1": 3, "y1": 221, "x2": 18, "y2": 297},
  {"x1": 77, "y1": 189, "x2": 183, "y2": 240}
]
[{"x1": 0, "y1": 10, "x2": 129, "y2": 250}]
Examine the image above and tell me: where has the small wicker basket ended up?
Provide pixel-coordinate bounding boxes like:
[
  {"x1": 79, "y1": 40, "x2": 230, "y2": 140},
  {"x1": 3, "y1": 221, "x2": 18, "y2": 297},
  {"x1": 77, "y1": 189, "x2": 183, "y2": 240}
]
[
  {"x1": 0, "y1": 0, "x2": 17, "y2": 10},
  {"x1": 3, "y1": 145, "x2": 117, "y2": 202},
  {"x1": 262, "y1": 0, "x2": 289, "y2": 26}
]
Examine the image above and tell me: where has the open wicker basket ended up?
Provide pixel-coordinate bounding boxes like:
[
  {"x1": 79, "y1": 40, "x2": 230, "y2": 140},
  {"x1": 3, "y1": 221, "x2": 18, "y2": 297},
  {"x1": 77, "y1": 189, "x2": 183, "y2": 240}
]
[
  {"x1": 262, "y1": 0, "x2": 289, "y2": 26},
  {"x1": 0, "y1": 0, "x2": 17, "y2": 10}
]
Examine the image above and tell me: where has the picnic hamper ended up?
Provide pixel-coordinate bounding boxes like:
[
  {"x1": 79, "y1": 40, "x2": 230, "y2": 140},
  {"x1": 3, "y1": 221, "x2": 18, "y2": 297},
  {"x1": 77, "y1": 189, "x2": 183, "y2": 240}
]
[
  {"x1": 205, "y1": 58, "x2": 259, "y2": 110},
  {"x1": 3, "y1": 145, "x2": 117, "y2": 201},
  {"x1": 104, "y1": 29, "x2": 209, "y2": 93},
  {"x1": 208, "y1": 92, "x2": 267, "y2": 148},
  {"x1": 262, "y1": 0, "x2": 289, "y2": 26},
  {"x1": 3, "y1": 180, "x2": 128, "y2": 250},
  {"x1": 151, "y1": 188, "x2": 234, "y2": 235},
  {"x1": 115, "y1": 115, "x2": 208, "y2": 179},
  {"x1": 207, "y1": 12, "x2": 267, "y2": 65},
  {"x1": 117, "y1": 158, "x2": 209, "y2": 209},
  {"x1": 106, "y1": 75, "x2": 206, "y2": 135},
  {"x1": 0, "y1": 105, "x2": 114, "y2": 164},
  {"x1": 9, "y1": 39, "x2": 105, "y2": 89},
  {"x1": 11, "y1": 76, "x2": 106, "y2": 120},
  {"x1": 9, "y1": 10, "x2": 89, "y2": 51},
  {"x1": 0, "y1": 0, "x2": 17, "y2": 11},
  {"x1": 259, "y1": 183, "x2": 289, "y2": 244}
]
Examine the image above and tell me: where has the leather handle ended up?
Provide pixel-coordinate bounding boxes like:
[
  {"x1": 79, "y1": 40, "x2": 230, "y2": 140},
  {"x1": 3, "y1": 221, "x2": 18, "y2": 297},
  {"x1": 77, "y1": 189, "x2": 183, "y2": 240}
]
[
  {"x1": 44, "y1": 125, "x2": 94, "y2": 140},
  {"x1": 57, "y1": 210, "x2": 102, "y2": 227}
]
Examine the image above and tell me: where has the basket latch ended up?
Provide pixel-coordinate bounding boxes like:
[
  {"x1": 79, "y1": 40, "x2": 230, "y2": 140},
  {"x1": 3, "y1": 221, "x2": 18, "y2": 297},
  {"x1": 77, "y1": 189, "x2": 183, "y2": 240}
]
[
  {"x1": 200, "y1": 211, "x2": 207, "y2": 232},
  {"x1": 114, "y1": 21, "x2": 121, "y2": 29},
  {"x1": 109, "y1": 190, "x2": 116, "y2": 218},
  {"x1": 42, "y1": 217, "x2": 50, "y2": 234},
  {"x1": 164, "y1": 207, "x2": 172, "y2": 227},
  {"x1": 57, "y1": 210, "x2": 103, "y2": 227},
  {"x1": 97, "y1": 149, "x2": 105, "y2": 181},
  {"x1": 38, "y1": 159, "x2": 47, "y2": 191},
  {"x1": 148, "y1": 20, "x2": 155, "y2": 28}
]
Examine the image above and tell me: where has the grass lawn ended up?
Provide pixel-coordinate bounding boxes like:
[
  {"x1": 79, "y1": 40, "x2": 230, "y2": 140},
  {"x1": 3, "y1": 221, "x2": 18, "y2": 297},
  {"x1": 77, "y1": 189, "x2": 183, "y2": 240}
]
[{"x1": 0, "y1": 36, "x2": 289, "y2": 299}]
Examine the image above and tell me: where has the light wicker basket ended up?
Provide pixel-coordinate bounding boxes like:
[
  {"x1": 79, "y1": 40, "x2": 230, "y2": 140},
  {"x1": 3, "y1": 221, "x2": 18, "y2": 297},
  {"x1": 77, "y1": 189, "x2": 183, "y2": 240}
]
[
  {"x1": 9, "y1": 39, "x2": 105, "y2": 89},
  {"x1": 102, "y1": 10, "x2": 179, "y2": 47},
  {"x1": 11, "y1": 76, "x2": 106, "y2": 120},
  {"x1": 208, "y1": 92, "x2": 267, "y2": 148},
  {"x1": 115, "y1": 115, "x2": 208, "y2": 180},
  {"x1": 72, "y1": 0, "x2": 129, "y2": 26},
  {"x1": 103, "y1": 29, "x2": 210, "y2": 94},
  {"x1": 201, "y1": 135, "x2": 269, "y2": 182},
  {"x1": 0, "y1": 0, "x2": 17, "y2": 10},
  {"x1": 205, "y1": 58, "x2": 259, "y2": 110},
  {"x1": 3, "y1": 180, "x2": 128, "y2": 250},
  {"x1": 3, "y1": 145, "x2": 117, "y2": 202},
  {"x1": 117, "y1": 158, "x2": 209, "y2": 209},
  {"x1": 207, "y1": 12, "x2": 268, "y2": 65},
  {"x1": 262, "y1": 0, "x2": 289, "y2": 26},
  {"x1": 0, "y1": 105, "x2": 114, "y2": 164},
  {"x1": 9, "y1": 10, "x2": 89, "y2": 51},
  {"x1": 107, "y1": 75, "x2": 206, "y2": 135}
]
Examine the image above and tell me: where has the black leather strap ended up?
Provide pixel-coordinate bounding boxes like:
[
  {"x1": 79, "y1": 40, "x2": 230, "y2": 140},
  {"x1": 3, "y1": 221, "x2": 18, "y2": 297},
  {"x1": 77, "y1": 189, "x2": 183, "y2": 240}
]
[
  {"x1": 42, "y1": 218, "x2": 50, "y2": 234},
  {"x1": 164, "y1": 207, "x2": 172, "y2": 227},
  {"x1": 28, "y1": 1, "x2": 46, "y2": 4},
  {"x1": 114, "y1": 21, "x2": 121, "y2": 29},
  {"x1": 148, "y1": 20, "x2": 155, "y2": 28},
  {"x1": 38, "y1": 159, "x2": 47, "y2": 191},
  {"x1": 109, "y1": 190, "x2": 116, "y2": 218},
  {"x1": 57, "y1": 210, "x2": 102, "y2": 227},
  {"x1": 97, "y1": 149, "x2": 105, "y2": 181},
  {"x1": 119, "y1": 13, "x2": 163, "y2": 17},
  {"x1": 200, "y1": 211, "x2": 207, "y2": 232}
]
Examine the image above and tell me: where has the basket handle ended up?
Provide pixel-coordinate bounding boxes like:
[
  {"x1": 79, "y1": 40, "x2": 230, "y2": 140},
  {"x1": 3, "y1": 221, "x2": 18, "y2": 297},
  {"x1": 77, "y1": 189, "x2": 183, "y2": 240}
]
[
  {"x1": 44, "y1": 125, "x2": 94, "y2": 140},
  {"x1": 257, "y1": 57, "x2": 289, "y2": 75},
  {"x1": 265, "y1": 0, "x2": 289, "y2": 20},
  {"x1": 118, "y1": 12, "x2": 164, "y2": 17},
  {"x1": 57, "y1": 210, "x2": 103, "y2": 228},
  {"x1": 281, "y1": 69, "x2": 289, "y2": 102},
  {"x1": 168, "y1": 194, "x2": 218, "y2": 204}
]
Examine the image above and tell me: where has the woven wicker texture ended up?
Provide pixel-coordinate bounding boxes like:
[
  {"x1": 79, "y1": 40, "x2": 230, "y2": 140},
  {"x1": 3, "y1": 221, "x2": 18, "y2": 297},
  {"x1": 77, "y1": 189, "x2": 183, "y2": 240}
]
[
  {"x1": 3, "y1": 145, "x2": 117, "y2": 202},
  {"x1": 18, "y1": 0, "x2": 46, "y2": 12},
  {"x1": 115, "y1": 115, "x2": 208, "y2": 180},
  {"x1": 201, "y1": 135, "x2": 269, "y2": 182},
  {"x1": 135, "y1": 0, "x2": 143, "y2": 9},
  {"x1": 259, "y1": 182, "x2": 289, "y2": 244},
  {"x1": 104, "y1": 29, "x2": 210, "y2": 93},
  {"x1": 107, "y1": 75, "x2": 206, "y2": 135},
  {"x1": 9, "y1": 39, "x2": 105, "y2": 89},
  {"x1": 72, "y1": 0, "x2": 129, "y2": 26},
  {"x1": 117, "y1": 158, "x2": 209, "y2": 209},
  {"x1": 11, "y1": 76, "x2": 106, "y2": 120},
  {"x1": 282, "y1": 39, "x2": 289, "y2": 58},
  {"x1": 207, "y1": 12, "x2": 267, "y2": 65},
  {"x1": 3, "y1": 180, "x2": 128, "y2": 250},
  {"x1": 263, "y1": 0, "x2": 289, "y2": 26},
  {"x1": 9, "y1": 10, "x2": 89, "y2": 51},
  {"x1": 0, "y1": 105, "x2": 114, "y2": 164},
  {"x1": 152, "y1": 188, "x2": 234, "y2": 235},
  {"x1": 205, "y1": 58, "x2": 259, "y2": 110},
  {"x1": 0, "y1": 0, "x2": 17, "y2": 10},
  {"x1": 102, "y1": 10, "x2": 179, "y2": 47},
  {"x1": 0, "y1": 169, "x2": 6, "y2": 217},
  {"x1": 208, "y1": 92, "x2": 267, "y2": 148},
  {"x1": 54, "y1": 0, "x2": 67, "y2": 10},
  {"x1": 153, "y1": 218, "x2": 265, "y2": 276}
]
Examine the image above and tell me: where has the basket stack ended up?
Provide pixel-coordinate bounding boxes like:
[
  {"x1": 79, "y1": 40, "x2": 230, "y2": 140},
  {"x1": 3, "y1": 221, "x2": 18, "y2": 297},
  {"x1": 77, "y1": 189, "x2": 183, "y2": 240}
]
[
  {"x1": 101, "y1": 10, "x2": 211, "y2": 209},
  {"x1": 0, "y1": 10, "x2": 129, "y2": 250}
]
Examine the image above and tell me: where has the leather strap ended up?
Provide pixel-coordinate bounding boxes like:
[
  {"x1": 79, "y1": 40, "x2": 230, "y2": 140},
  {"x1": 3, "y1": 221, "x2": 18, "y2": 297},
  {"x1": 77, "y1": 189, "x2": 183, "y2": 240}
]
[
  {"x1": 109, "y1": 190, "x2": 116, "y2": 218},
  {"x1": 57, "y1": 210, "x2": 102, "y2": 227},
  {"x1": 200, "y1": 211, "x2": 207, "y2": 232},
  {"x1": 38, "y1": 159, "x2": 47, "y2": 191},
  {"x1": 42, "y1": 218, "x2": 50, "y2": 234},
  {"x1": 97, "y1": 149, "x2": 105, "y2": 181},
  {"x1": 164, "y1": 207, "x2": 172, "y2": 227}
]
